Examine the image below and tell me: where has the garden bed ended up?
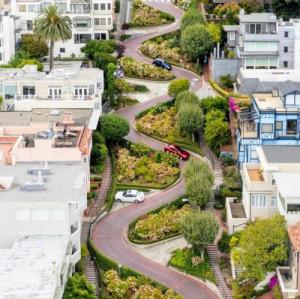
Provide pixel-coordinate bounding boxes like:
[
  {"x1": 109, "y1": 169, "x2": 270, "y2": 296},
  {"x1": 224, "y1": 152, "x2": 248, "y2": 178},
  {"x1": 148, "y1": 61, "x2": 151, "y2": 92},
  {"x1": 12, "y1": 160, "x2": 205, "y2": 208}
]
[
  {"x1": 169, "y1": 247, "x2": 216, "y2": 283},
  {"x1": 130, "y1": 0, "x2": 175, "y2": 28},
  {"x1": 128, "y1": 197, "x2": 190, "y2": 244},
  {"x1": 135, "y1": 102, "x2": 203, "y2": 155}
]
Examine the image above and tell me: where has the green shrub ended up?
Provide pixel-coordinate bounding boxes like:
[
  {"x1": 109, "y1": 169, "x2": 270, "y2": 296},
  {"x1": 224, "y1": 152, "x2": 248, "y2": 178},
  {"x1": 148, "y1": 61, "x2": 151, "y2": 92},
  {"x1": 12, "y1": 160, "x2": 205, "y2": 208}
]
[
  {"x1": 221, "y1": 208, "x2": 227, "y2": 222},
  {"x1": 130, "y1": 143, "x2": 152, "y2": 157},
  {"x1": 218, "y1": 231, "x2": 231, "y2": 254},
  {"x1": 168, "y1": 78, "x2": 190, "y2": 98},
  {"x1": 115, "y1": 78, "x2": 135, "y2": 93},
  {"x1": 220, "y1": 74, "x2": 234, "y2": 89},
  {"x1": 174, "y1": 91, "x2": 200, "y2": 110},
  {"x1": 120, "y1": 34, "x2": 131, "y2": 41},
  {"x1": 87, "y1": 191, "x2": 97, "y2": 200},
  {"x1": 115, "y1": 0, "x2": 120, "y2": 12},
  {"x1": 272, "y1": 285, "x2": 283, "y2": 299},
  {"x1": 200, "y1": 96, "x2": 228, "y2": 115},
  {"x1": 154, "y1": 151, "x2": 179, "y2": 166},
  {"x1": 214, "y1": 202, "x2": 224, "y2": 210},
  {"x1": 81, "y1": 40, "x2": 116, "y2": 58},
  {"x1": 134, "y1": 84, "x2": 149, "y2": 92}
]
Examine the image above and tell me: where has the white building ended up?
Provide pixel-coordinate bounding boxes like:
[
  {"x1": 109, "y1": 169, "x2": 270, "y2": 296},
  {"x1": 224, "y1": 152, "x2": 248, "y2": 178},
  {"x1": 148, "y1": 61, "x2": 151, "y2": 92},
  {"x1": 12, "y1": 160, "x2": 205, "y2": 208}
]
[
  {"x1": 0, "y1": 161, "x2": 87, "y2": 267},
  {"x1": 226, "y1": 145, "x2": 300, "y2": 234},
  {"x1": 0, "y1": 233, "x2": 71, "y2": 299},
  {"x1": 0, "y1": 11, "x2": 16, "y2": 64},
  {"x1": 10, "y1": 0, "x2": 114, "y2": 58},
  {"x1": 0, "y1": 65, "x2": 103, "y2": 111}
]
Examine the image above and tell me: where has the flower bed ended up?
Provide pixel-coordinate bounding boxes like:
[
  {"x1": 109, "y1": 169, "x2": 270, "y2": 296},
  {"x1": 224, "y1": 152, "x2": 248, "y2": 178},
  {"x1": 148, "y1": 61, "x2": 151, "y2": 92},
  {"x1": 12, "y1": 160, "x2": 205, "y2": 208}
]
[
  {"x1": 115, "y1": 145, "x2": 180, "y2": 188},
  {"x1": 119, "y1": 57, "x2": 175, "y2": 81},
  {"x1": 136, "y1": 103, "x2": 203, "y2": 155},
  {"x1": 169, "y1": 247, "x2": 216, "y2": 283},
  {"x1": 103, "y1": 270, "x2": 182, "y2": 298},
  {"x1": 129, "y1": 203, "x2": 191, "y2": 243},
  {"x1": 130, "y1": 0, "x2": 175, "y2": 27}
]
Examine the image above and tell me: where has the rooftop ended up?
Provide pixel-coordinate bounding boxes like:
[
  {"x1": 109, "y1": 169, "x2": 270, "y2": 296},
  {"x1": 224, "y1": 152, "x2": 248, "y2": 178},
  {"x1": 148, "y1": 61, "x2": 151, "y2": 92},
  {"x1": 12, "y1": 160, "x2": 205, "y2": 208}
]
[
  {"x1": 288, "y1": 221, "x2": 300, "y2": 251},
  {"x1": 247, "y1": 168, "x2": 264, "y2": 182},
  {"x1": 253, "y1": 93, "x2": 283, "y2": 110},
  {"x1": 262, "y1": 145, "x2": 300, "y2": 164},
  {"x1": 0, "y1": 162, "x2": 85, "y2": 202},
  {"x1": 239, "y1": 12, "x2": 277, "y2": 23},
  {"x1": 229, "y1": 202, "x2": 247, "y2": 218},
  {"x1": 0, "y1": 108, "x2": 92, "y2": 126},
  {"x1": 0, "y1": 137, "x2": 18, "y2": 164},
  {"x1": 273, "y1": 173, "x2": 300, "y2": 198},
  {"x1": 0, "y1": 234, "x2": 68, "y2": 298}
]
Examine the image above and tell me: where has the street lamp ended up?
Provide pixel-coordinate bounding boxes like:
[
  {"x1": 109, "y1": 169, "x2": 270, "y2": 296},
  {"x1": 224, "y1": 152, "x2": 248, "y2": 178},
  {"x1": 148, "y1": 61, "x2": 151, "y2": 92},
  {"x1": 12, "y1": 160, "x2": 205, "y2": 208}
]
[{"x1": 118, "y1": 263, "x2": 122, "y2": 277}]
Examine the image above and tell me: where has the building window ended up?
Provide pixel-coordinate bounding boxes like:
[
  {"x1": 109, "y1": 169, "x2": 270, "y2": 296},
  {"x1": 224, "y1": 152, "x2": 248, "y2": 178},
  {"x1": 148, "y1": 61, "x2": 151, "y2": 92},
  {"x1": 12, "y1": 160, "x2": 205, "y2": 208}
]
[
  {"x1": 229, "y1": 32, "x2": 235, "y2": 41},
  {"x1": 0, "y1": 53, "x2": 2, "y2": 62},
  {"x1": 261, "y1": 123, "x2": 273, "y2": 133},
  {"x1": 251, "y1": 194, "x2": 266, "y2": 207},
  {"x1": 271, "y1": 197, "x2": 277, "y2": 208},
  {"x1": 89, "y1": 84, "x2": 94, "y2": 95},
  {"x1": 74, "y1": 34, "x2": 91, "y2": 44},
  {"x1": 287, "y1": 204, "x2": 300, "y2": 214},
  {"x1": 100, "y1": 3, "x2": 105, "y2": 10},
  {"x1": 74, "y1": 86, "x2": 88, "y2": 99},
  {"x1": 93, "y1": 3, "x2": 98, "y2": 10},
  {"x1": 49, "y1": 86, "x2": 62, "y2": 98},
  {"x1": 16, "y1": 208, "x2": 30, "y2": 220},
  {"x1": 250, "y1": 149, "x2": 258, "y2": 160},
  {"x1": 284, "y1": 46, "x2": 288, "y2": 53},
  {"x1": 107, "y1": 3, "x2": 111, "y2": 9},
  {"x1": 28, "y1": 4, "x2": 36, "y2": 12},
  {"x1": 94, "y1": 18, "x2": 99, "y2": 25},
  {"x1": 100, "y1": 18, "x2": 106, "y2": 25},
  {"x1": 275, "y1": 121, "x2": 283, "y2": 130},
  {"x1": 284, "y1": 61, "x2": 288, "y2": 68},
  {"x1": 108, "y1": 17, "x2": 111, "y2": 25},
  {"x1": 287, "y1": 119, "x2": 297, "y2": 135},
  {"x1": 18, "y1": 4, "x2": 26, "y2": 12},
  {"x1": 26, "y1": 20, "x2": 33, "y2": 31},
  {"x1": 31, "y1": 208, "x2": 50, "y2": 220},
  {"x1": 284, "y1": 31, "x2": 289, "y2": 38},
  {"x1": 23, "y1": 86, "x2": 35, "y2": 96},
  {"x1": 60, "y1": 48, "x2": 65, "y2": 53},
  {"x1": 94, "y1": 33, "x2": 107, "y2": 40}
]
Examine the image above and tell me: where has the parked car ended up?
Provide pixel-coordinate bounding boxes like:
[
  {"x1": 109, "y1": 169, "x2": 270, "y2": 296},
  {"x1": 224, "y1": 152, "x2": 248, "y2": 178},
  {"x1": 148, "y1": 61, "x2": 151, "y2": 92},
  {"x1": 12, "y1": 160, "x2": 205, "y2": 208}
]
[
  {"x1": 164, "y1": 144, "x2": 190, "y2": 160},
  {"x1": 115, "y1": 190, "x2": 145, "y2": 203},
  {"x1": 152, "y1": 58, "x2": 172, "y2": 70}
]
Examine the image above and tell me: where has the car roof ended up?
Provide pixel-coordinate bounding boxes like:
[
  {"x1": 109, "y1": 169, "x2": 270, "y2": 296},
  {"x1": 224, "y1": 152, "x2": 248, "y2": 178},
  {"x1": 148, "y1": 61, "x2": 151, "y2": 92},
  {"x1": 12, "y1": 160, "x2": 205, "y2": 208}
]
[
  {"x1": 126, "y1": 190, "x2": 138, "y2": 195},
  {"x1": 155, "y1": 58, "x2": 163, "y2": 62}
]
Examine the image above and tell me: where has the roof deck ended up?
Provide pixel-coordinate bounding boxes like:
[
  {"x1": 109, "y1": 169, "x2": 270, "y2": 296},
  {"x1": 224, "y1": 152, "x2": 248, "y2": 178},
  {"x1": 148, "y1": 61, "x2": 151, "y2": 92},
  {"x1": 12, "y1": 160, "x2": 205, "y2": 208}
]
[
  {"x1": 253, "y1": 93, "x2": 283, "y2": 110},
  {"x1": 247, "y1": 168, "x2": 264, "y2": 182},
  {"x1": 229, "y1": 202, "x2": 247, "y2": 218}
]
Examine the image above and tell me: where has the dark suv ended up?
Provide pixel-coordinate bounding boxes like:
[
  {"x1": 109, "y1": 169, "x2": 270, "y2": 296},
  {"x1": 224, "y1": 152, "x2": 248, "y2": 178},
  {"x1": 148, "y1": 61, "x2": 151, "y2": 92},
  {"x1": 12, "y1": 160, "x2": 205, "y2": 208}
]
[{"x1": 152, "y1": 58, "x2": 172, "y2": 70}]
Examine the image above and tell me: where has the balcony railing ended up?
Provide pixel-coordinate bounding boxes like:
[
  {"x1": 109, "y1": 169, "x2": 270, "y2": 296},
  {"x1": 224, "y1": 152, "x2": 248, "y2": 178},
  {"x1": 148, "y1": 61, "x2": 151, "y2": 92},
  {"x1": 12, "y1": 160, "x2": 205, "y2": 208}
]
[{"x1": 277, "y1": 267, "x2": 299, "y2": 296}]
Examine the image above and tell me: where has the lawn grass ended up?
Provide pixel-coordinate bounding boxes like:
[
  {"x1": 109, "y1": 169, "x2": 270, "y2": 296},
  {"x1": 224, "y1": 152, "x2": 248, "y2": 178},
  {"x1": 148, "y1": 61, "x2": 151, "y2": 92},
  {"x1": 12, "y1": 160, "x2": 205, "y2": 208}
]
[{"x1": 169, "y1": 247, "x2": 216, "y2": 284}]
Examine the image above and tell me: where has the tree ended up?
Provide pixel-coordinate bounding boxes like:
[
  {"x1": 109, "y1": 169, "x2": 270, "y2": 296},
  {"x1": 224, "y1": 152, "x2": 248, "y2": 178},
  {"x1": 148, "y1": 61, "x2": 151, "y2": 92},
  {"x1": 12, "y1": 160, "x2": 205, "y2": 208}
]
[
  {"x1": 81, "y1": 40, "x2": 116, "y2": 58},
  {"x1": 99, "y1": 114, "x2": 129, "y2": 142},
  {"x1": 240, "y1": 0, "x2": 262, "y2": 13},
  {"x1": 180, "y1": 210, "x2": 219, "y2": 259},
  {"x1": 200, "y1": 96, "x2": 228, "y2": 115},
  {"x1": 174, "y1": 91, "x2": 200, "y2": 110},
  {"x1": 94, "y1": 52, "x2": 117, "y2": 73},
  {"x1": 63, "y1": 273, "x2": 96, "y2": 299},
  {"x1": 20, "y1": 34, "x2": 48, "y2": 59},
  {"x1": 207, "y1": 23, "x2": 221, "y2": 44},
  {"x1": 168, "y1": 78, "x2": 190, "y2": 98},
  {"x1": 205, "y1": 109, "x2": 226, "y2": 123},
  {"x1": 181, "y1": 24, "x2": 213, "y2": 62},
  {"x1": 176, "y1": 103, "x2": 203, "y2": 136},
  {"x1": 213, "y1": 2, "x2": 240, "y2": 25},
  {"x1": 204, "y1": 118, "x2": 230, "y2": 152},
  {"x1": 239, "y1": 215, "x2": 288, "y2": 282},
  {"x1": 34, "y1": 5, "x2": 72, "y2": 71},
  {"x1": 180, "y1": 9, "x2": 205, "y2": 31},
  {"x1": 272, "y1": 0, "x2": 300, "y2": 18},
  {"x1": 106, "y1": 63, "x2": 117, "y2": 106},
  {"x1": 183, "y1": 158, "x2": 214, "y2": 186}
]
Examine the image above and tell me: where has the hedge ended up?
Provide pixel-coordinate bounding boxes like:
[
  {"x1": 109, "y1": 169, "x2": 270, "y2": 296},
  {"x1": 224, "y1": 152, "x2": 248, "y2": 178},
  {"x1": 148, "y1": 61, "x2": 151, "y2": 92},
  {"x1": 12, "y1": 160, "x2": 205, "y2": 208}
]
[{"x1": 209, "y1": 80, "x2": 250, "y2": 100}]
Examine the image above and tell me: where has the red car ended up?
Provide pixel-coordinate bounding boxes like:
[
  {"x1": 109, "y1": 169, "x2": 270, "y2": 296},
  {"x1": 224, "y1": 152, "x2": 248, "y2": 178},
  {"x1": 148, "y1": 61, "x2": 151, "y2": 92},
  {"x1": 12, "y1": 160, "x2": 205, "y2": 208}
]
[{"x1": 164, "y1": 144, "x2": 190, "y2": 160}]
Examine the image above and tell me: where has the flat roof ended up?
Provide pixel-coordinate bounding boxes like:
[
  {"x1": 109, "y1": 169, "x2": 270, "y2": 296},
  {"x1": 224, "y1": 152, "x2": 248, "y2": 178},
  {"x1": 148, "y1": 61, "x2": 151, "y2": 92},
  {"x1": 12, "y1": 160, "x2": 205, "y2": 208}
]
[
  {"x1": 273, "y1": 173, "x2": 300, "y2": 198},
  {"x1": 0, "y1": 108, "x2": 92, "y2": 126},
  {"x1": 0, "y1": 234, "x2": 68, "y2": 298},
  {"x1": 239, "y1": 12, "x2": 277, "y2": 23},
  {"x1": 262, "y1": 145, "x2": 300, "y2": 164},
  {"x1": 0, "y1": 162, "x2": 85, "y2": 202},
  {"x1": 253, "y1": 93, "x2": 283, "y2": 110}
]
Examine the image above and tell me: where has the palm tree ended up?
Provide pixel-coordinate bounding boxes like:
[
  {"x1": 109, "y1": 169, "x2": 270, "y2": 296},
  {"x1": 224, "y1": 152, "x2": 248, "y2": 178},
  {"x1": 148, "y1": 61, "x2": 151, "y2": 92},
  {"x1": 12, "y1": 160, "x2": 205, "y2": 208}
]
[{"x1": 34, "y1": 5, "x2": 72, "y2": 71}]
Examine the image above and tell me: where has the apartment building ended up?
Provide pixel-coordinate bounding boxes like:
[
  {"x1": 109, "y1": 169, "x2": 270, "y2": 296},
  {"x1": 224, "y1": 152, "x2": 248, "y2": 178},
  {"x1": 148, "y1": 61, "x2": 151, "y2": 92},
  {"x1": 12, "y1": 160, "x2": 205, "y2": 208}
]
[
  {"x1": 0, "y1": 161, "x2": 87, "y2": 267},
  {"x1": 0, "y1": 233, "x2": 71, "y2": 299},
  {"x1": 0, "y1": 11, "x2": 16, "y2": 64},
  {"x1": 10, "y1": 0, "x2": 114, "y2": 58},
  {"x1": 236, "y1": 81, "x2": 300, "y2": 164},
  {"x1": 227, "y1": 145, "x2": 300, "y2": 234},
  {"x1": 0, "y1": 65, "x2": 103, "y2": 111},
  {"x1": 224, "y1": 11, "x2": 300, "y2": 70}
]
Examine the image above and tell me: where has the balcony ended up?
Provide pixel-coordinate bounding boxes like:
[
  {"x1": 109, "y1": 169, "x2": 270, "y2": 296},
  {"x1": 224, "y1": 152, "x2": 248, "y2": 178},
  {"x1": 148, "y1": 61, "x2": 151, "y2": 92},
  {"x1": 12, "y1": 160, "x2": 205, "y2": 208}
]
[
  {"x1": 277, "y1": 267, "x2": 299, "y2": 298},
  {"x1": 226, "y1": 198, "x2": 248, "y2": 234}
]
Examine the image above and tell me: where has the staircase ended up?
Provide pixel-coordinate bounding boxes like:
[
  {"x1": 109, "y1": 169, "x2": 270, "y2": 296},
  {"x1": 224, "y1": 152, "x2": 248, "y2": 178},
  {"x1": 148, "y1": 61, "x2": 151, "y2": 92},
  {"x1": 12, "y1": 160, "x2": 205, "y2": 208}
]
[{"x1": 207, "y1": 245, "x2": 232, "y2": 299}]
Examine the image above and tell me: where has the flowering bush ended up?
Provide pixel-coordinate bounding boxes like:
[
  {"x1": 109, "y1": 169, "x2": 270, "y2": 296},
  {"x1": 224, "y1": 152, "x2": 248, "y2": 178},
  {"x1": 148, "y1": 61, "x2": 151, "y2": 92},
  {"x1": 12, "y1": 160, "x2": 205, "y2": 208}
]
[
  {"x1": 119, "y1": 56, "x2": 175, "y2": 80},
  {"x1": 131, "y1": 0, "x2": 174, "y2": 27},
  {"x1": 175, "y1": 0, "x2": 192, "y2": 10},
  {"x1": 103, "y1": 270, "x2": 182, "y2": 299},
  {"x1": 140, "y1": 40, "x2": 182, "y2": 63},
  {"x1": 192, "y1": 256, "x2": 204, "y2": 267},
  {"x1": 116, "y1": 147, "x2": 179, "y2": 186},
  {"x1": 133, "y1": 205, "x2": 191, "y2": 241}
]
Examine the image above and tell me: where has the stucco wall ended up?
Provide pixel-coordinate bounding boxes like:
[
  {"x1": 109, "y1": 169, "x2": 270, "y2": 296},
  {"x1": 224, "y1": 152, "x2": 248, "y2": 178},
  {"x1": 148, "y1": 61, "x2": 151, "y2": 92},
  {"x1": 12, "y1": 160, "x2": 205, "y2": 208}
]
[{"x1": 210, "y1": 57, "x2": 242, "y2": 82}]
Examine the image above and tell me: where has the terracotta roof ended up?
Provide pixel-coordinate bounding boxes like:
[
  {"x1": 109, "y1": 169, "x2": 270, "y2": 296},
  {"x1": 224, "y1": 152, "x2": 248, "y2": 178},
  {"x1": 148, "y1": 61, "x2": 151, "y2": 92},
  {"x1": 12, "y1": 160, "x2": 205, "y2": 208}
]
[
  {"x1": 288, "y1": 221, "x2": 300, "y2": 251},
  {"x1": 78, "y1": 127, "x2": 92, "y2": 155}
]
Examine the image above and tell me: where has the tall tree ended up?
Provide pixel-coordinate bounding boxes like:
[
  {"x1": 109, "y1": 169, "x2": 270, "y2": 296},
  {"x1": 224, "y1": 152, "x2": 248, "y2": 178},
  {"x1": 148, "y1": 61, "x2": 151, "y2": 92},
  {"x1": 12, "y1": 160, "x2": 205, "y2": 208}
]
[
  {"x1": 180, "y1": 9, "x2": 205, "y2": 31},
  {"x1": 180, "y1": 211, "x2": 219, "y2": 259},
  {"x1": 213, "y1": 2, "x2": 241, "y2": 25},
  {"x1": 239, "y1": 215, "x2": 288, "y2": 282},
  {"x1": 272, "y1": 0, "x2": 300, "y2": 19},
  {"x1": 34, "y1": 5, "x2": 72, "y2": 71},
  {"x1": 20, "y1": 34, "x2": 48, "y2": 59}
]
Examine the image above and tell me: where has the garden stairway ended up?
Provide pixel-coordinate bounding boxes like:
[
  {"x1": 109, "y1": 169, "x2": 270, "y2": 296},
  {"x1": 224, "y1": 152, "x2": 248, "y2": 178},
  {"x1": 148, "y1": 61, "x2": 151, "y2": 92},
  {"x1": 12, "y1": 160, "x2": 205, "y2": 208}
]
[
  {"x1": 88, "y1": 156, "x2": 112, "y2": 218},
  {"x1": 207, "y1": 245, "x2": 232, "y2": 299}
]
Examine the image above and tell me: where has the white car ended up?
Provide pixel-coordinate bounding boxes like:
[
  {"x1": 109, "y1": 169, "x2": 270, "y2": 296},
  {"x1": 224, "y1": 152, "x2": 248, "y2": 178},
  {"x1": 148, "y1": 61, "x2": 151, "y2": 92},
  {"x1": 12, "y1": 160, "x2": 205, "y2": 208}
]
[{"x1": 115, "y1": 190, "x2": 145, "y2": 203}]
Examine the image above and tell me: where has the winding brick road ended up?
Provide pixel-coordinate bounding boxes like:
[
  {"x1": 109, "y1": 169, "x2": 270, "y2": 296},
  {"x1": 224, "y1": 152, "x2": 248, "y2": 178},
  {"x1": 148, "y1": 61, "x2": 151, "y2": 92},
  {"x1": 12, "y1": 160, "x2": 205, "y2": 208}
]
[{"x1": 91, "y1": 1, "x2": 219, "y2": 298}]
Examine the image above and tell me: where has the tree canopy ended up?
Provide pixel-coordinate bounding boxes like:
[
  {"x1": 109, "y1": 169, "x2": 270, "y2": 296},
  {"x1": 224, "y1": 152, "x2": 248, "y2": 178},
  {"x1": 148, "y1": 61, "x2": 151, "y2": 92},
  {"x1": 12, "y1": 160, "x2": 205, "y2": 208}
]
[
  {"x1": 20, "y1": 34, "x2": 48, "y2": 59},
  {"x1": 81, "y1": 40, "x2": 116, "y2": 58},
  {"x1": 168, "y1": 78, "x2": 190, "y2": 98},
  {"x1": 180, "y1": 9, "x2": 205, "y2": 31},
  {"x1": 213, "y1": 2, "x2": 241, "y2": 25},
  {"x1": 207, "y1": 23, "x2": 222, "y2": 44},
  {"x1": 200, "y1": 96, "x2": 228, "y2": 115},
  {"x1": 272, "y1": 0, "x2": 300, "y2": 18},
  {"x1": 174, "y1": 91, "x2": 200, "y2": 110},
  {"x1": 181, "y1": 24, "x2": 213, "y2": 62},
  {"x1": 239, "y1": 215, "x2": 288, "y2": 282}
]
